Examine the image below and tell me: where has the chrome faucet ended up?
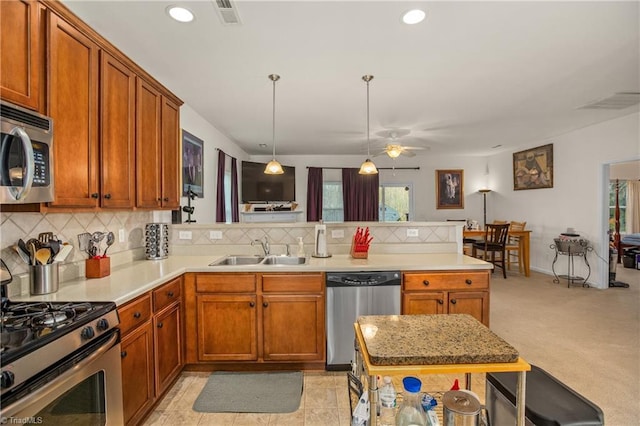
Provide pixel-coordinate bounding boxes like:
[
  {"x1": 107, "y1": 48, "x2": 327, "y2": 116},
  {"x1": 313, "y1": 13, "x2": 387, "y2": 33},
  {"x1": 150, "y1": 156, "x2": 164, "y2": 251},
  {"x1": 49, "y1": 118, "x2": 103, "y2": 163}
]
[{"x1": 251, "y1": 236, "x2": 270, "y2": 256}]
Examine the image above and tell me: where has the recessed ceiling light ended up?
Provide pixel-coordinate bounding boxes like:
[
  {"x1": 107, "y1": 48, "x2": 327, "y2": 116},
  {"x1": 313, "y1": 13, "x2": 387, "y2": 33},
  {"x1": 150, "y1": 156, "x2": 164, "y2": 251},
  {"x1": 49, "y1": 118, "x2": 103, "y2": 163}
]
[
  {"x1": 166, "y1": 6, "x2": 194, "y2": 23},
  {"x1": 402, "y1": 9, "x2": 426, "y2": 25},
  {"x1": 259, "y1": 144, "x2": 268, "y2": 148}
]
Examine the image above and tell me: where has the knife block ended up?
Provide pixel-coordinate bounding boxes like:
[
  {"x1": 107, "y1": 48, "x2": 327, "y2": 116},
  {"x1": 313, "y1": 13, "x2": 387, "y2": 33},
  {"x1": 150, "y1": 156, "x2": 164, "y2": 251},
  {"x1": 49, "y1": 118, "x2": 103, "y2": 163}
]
[
  {"x1": 86, "y1": 257, "x2": 110, "y2": 278},
  {"x1": 350, "y1": 236, "x2": 369, "y2": 259}
]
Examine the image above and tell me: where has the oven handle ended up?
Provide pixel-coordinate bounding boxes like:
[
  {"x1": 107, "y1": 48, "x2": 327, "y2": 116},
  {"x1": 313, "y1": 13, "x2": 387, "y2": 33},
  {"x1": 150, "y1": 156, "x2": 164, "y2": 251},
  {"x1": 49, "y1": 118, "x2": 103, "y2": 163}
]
[
  {"x1": 1, "y1": 330, "x2": 119, "y2": 419},
  {"x1": 7, "y1": 126, "x2": 35, "y2": 201}
]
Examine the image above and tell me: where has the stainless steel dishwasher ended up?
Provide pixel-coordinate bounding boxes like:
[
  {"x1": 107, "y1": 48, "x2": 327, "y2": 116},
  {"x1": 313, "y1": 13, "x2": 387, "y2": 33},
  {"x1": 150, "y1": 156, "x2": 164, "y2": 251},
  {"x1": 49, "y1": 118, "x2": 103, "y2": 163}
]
[{"x1": 326, "y1": 271, "x2": 401, "y2": 370}]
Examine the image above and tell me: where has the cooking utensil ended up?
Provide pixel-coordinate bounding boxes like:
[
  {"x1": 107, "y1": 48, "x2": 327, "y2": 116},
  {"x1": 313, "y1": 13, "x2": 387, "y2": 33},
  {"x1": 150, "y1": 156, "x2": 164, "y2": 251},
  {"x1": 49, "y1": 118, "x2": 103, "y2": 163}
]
[
  {"x1": 35, "y1": 248, "x2": 51, "y2": 265},
  {"x1": 90, "y1": 232, "x2": 106, "y2": 258},
  {"x1": 53, "y1": 244, "x2": 73, "y2": 263},
  {"x1": 78, "y1": 233, "x2": 91, "y2": 255},
  {"x1": 12, "y1": 245, "x2": 31, "y2": 264},
  {"x1": 103, "y1": 232, "x2": 115, "y2": 257},
  {"x1": 38, "y1": 232, "x2": 54, "y2": 243}
]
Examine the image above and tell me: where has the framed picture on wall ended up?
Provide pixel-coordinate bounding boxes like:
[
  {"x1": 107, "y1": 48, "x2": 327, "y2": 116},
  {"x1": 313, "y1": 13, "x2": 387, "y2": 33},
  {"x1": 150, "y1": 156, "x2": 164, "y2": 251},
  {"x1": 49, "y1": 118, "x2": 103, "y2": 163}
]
[
  {"x1": 513, "y1": 143, "x2": 553, "y2": 190},
  {"x1": 182, "y1": 130, "x2": 204, "y2": 197},
  {"x1": 436, "y1": 169, "x2": 464, "y2": 209}
]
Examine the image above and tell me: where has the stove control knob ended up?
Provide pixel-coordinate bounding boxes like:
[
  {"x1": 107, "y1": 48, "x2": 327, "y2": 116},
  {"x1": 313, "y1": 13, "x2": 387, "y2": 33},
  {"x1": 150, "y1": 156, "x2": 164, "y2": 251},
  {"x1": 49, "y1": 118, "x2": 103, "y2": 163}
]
[
  {"x1": 96, "y1": 318, "x2": 109, "y2": 331},
  {"x1": 81, "y1": 326, "x2": 95, "y2": 340},
  {"x1": 1, "y1": 371, "x2": 15, "y2": 389}
]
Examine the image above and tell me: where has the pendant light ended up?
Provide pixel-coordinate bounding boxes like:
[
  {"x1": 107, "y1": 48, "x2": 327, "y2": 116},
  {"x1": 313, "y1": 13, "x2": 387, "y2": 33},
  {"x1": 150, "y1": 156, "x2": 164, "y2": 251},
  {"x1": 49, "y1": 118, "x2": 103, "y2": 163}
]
[
  {"x1": 359, "y1": 75, "x2": 378, "y2": 175},
  {"x1": 264, "y1": 74, "x2": 284, "y2": 175}
]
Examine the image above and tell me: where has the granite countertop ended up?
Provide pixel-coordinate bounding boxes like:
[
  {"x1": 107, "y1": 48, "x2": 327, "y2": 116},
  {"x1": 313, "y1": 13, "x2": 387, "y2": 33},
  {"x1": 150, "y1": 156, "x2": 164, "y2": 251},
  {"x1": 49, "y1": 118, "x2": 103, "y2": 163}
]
[
  {"x1": 357, "y1": 314, "x2": 519, "y2": 365},
  {"x1": 13, "y1": 253, "x2": 491, "y2": 306}
]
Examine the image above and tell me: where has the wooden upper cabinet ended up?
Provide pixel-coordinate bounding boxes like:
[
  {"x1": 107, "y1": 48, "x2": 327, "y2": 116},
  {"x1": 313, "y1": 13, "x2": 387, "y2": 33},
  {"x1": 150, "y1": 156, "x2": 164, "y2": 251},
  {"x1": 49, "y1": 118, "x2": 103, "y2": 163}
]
[
  {"x1": 0, "y1": 0, "x2": 42, "y2": 110},
  {"x1": 160, "y1": 97, "x2": 180, "y2": 209},
  {"x1": 100, "y1": 51, "x2": 136, "y2": 208},
  {"x1": 47, "y1": 11, "x2": 100, "y2": 208},
  {"x1": 136, "y1": 78, "x2": 162, "y2": 209}
]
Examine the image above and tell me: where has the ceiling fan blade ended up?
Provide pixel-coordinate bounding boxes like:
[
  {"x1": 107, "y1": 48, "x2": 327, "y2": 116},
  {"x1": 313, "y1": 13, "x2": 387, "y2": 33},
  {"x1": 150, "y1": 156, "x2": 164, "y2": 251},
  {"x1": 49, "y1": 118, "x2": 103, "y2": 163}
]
[
  {"x1": 401, "y1": 150, "x2": 416, "y2": 157},
  {"x1": 372, "y1": 150, "x2": 387, "y2": 158}
]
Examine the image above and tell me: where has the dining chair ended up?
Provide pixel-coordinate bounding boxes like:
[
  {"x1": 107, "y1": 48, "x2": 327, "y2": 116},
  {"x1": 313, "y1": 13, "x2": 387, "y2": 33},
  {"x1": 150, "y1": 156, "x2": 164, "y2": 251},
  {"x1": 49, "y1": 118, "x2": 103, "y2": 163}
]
[
  {"x1": 472, "y1": 223, "x2": 510, "y2": 278},
  {"x1": 506, "y1": 221, "x2": 527, "y2": 273}
]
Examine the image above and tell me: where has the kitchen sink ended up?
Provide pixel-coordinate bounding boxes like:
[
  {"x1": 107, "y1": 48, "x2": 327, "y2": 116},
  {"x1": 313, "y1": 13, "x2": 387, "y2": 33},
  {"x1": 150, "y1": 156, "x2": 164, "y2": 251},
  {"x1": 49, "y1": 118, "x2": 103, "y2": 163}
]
[
  {"x1": 208, "y1": 255, "x2": 307, "y2": 266},
  {"x1": 262, "y1": 255, "x2": 307, "y2": 265},
  {"x1": 209, "y1": 255, "x2": 265, "y2": 266}
]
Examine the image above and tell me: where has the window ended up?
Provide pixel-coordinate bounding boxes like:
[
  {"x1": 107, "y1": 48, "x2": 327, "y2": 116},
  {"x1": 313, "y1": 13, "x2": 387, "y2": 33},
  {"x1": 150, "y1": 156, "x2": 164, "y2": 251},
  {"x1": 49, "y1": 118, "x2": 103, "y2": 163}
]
[
  {"x1": 322, "y1": 181, "x2": 344, "y2": 222},
  {"x1": 321, "y1": 181, "x2": 413, "y2": 222},
  {"x1": 609, "y1": 180, "x2": 627, "y2": 233},
  {"x1": 379, "y1": 184, "x2": 412, "y2": 222},
  {"x1": 224, "y1": 170, "x2": 232, "y2": 223}
]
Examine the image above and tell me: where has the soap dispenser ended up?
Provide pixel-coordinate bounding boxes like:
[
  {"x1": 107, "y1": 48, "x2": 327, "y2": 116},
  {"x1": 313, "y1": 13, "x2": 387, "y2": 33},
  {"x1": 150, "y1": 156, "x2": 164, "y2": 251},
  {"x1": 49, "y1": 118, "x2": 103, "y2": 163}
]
[{"x1": 297, "y1": 237, "x2": 305, "y2": 257}]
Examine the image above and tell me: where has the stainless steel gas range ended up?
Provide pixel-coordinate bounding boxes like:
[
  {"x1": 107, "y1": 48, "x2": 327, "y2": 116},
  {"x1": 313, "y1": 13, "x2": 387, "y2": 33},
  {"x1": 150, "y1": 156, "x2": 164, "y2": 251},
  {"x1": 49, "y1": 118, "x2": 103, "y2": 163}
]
[{"x1": 0, "y1": 287, "x2": 124, "y2": 425}]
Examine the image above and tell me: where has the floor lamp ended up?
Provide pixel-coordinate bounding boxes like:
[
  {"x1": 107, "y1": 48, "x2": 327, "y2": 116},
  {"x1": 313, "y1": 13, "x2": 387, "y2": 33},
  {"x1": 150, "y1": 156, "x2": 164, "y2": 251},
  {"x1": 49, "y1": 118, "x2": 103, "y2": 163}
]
[{"x1": 479, "y1": 189, "x2": 491, "y2": 229}]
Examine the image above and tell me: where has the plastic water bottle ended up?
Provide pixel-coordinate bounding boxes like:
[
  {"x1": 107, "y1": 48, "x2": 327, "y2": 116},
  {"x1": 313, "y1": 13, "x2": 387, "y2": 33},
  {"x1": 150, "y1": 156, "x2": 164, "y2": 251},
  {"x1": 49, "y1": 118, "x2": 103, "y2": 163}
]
[
  {"x1": 396, "y1": 376, "x2": 427, "y2": 426},
  {"x1": 378, "y1": 376, "x2": 396, "y2": 426}
]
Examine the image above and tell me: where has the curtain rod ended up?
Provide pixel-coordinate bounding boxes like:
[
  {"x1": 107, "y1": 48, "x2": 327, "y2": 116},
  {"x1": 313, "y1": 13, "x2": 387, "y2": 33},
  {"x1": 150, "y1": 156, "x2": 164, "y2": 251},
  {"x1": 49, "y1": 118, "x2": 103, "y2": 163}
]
[{"x1": 306, "y1": 166, "x2": 420, "y2": 170}]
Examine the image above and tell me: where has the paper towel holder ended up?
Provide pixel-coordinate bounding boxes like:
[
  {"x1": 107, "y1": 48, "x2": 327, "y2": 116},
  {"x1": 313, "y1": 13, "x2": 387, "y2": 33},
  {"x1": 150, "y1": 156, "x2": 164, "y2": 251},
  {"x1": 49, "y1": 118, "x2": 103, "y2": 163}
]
[{"x1": 312, "y1": 224, "x2": 332, "y2": 258}]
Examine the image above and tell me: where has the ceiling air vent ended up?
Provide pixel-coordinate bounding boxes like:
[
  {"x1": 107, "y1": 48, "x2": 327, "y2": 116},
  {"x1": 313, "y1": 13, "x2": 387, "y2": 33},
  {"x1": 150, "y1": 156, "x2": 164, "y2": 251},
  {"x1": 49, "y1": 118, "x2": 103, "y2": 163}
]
[
  {"x1": 213, "y1": 0, "x2": 241, "y2": 25},
  {"x1": 578, "y1": 92, "x2": 640, "y2": 110}
]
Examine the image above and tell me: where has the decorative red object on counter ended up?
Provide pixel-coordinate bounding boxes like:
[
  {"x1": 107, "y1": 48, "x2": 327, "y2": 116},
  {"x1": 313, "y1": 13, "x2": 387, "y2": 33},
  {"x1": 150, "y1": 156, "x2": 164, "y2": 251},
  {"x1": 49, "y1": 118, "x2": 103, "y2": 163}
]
[{"x1": 351, "y1": 226, "x2": 373, "y2": 259}]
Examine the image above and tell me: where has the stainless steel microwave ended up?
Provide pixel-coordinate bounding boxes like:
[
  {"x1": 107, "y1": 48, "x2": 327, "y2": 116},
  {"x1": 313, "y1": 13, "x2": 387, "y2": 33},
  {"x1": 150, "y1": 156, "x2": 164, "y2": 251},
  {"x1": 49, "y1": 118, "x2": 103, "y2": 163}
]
[{"x1": 0, "y1": 101, "x2": 54, "y2": 204}]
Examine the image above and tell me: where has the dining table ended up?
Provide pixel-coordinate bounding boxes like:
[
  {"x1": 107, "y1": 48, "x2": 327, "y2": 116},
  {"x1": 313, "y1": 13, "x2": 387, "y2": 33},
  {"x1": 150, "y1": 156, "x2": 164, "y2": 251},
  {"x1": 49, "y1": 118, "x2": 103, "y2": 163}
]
[{"x1": 464, "y1": 229, "x2": 532, "y2": 277}]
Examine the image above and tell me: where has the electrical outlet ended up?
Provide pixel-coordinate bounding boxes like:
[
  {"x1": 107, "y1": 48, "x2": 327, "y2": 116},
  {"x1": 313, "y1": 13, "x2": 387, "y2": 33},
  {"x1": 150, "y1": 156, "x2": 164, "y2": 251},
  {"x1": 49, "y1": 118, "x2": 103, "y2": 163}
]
[
  {"x1": 179, "y1": 231, "x2": 192, "y2": 240},
  {"x1": 331, "y1": 229, "x2": 344, "y2": 239},
  {"x1": 407, "y1": 229, "x2": 419, "y2": 237},
  {"x1": 209, "y1": 230, "x2": 223, "y2": 240},
  {"x1": 118, "y1": 229, "x2": 125, "y2": 243}
]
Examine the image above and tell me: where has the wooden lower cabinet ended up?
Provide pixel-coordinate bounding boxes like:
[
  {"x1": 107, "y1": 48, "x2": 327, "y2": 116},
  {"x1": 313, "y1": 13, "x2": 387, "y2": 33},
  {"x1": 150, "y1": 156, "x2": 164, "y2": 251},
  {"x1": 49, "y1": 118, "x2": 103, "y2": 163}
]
[
  {"x1": 402, "y1": 271, "x2": 490, "y2": 326},
  {"x1": 118, "y1": 277, "x2": 183, "y2": 425},
  {"x1": 184, "y1": 272, "x2": 325, "y2": 366}
]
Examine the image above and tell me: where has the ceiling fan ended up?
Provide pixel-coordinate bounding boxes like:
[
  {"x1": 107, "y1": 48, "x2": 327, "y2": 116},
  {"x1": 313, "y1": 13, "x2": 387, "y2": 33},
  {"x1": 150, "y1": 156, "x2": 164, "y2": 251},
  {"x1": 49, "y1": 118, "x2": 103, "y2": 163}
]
[{"x1": 372, "y1": 129, "x2": 428, "y2": 158}]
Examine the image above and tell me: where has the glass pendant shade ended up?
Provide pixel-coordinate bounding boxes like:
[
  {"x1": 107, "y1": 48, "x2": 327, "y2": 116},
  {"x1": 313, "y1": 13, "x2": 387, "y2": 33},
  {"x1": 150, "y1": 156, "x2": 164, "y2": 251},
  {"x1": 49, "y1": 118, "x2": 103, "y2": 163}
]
[
  {"x1": 264, "y1": 159, "x2": 284, "y2": 174},
  {"x1": 386, "y1": 144, "x2": 402, "y2": 158},
  {"x1": 359, "y1": 75, "x2": 378, "y2": 175}
]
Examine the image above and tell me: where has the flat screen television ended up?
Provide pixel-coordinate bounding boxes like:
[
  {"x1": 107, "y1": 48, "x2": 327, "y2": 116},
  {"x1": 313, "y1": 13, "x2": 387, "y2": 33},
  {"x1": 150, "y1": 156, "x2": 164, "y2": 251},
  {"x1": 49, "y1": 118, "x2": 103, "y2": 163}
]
[{"x1": 241, "y1": 161, "x2": 296, "y2": 203}]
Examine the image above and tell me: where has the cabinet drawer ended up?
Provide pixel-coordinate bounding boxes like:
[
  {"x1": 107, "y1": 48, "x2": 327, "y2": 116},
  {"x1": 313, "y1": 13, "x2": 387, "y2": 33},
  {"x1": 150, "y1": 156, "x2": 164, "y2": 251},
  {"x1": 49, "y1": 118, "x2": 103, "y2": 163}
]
[
  {"x1": 196, "y1": 274, "x2": 256, "y2": 293},
  {"x1": 262, "y1": 274, "x2": 323, "y2": 293},
  {"x1": 403, "y1": 271, "x2": 489, "y2": 291},
  {"x1": 118, "y1": 294, "x2": 152, "y2": 336},
  {"x1": 153, "y1": 277, "x2": 182, "y2": 312}
]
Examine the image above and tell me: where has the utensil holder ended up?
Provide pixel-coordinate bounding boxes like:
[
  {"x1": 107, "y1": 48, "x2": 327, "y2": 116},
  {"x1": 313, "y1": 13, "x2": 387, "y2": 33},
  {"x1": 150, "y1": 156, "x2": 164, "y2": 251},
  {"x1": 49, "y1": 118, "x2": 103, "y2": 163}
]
[
  {"x1": 350, "y1": 236, "x2": 369, "y2": 259},
  {"x1": 86, "y1": 257, "x2": 110, "y2": 278},
  {"x1": 29, "y1": 263, "x2": 59, "y2": 295},
  {"x1": 145, "y1": 223, "x2": 169, "y2": 260}
]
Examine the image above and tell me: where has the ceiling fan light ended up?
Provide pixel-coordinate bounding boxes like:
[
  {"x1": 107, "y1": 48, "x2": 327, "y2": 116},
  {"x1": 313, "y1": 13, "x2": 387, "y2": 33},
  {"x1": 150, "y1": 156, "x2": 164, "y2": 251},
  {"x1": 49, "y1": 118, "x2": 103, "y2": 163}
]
[
  {"x1": 265, "y1": 159, "x2": 284, "y2": 175},
  {"x1": 386, "y1": 145, "x2": 403, "y2": 158},
  {"x1": 359, "y1": 159, "x2": 378, "y2": 175}
]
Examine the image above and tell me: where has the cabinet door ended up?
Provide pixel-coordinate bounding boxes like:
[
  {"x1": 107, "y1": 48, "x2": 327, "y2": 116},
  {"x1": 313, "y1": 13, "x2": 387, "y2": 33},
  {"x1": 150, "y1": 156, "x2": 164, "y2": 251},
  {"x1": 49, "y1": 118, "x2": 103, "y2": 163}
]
[
  {"x1": 196, "y1": 294, "x2": 258, "y2": 361},
  {"x1": 402, "y1": 292, "x2": 447, "y2": 315},
  {"x1": 100, "y1": 51, "x2": 136, "y2": 208},
  {"x1": 262, "y1": 294, "x2": 325, "y2": 362},
  {"x1": 448, "y1": 291, "x2": 490, "y2": 326},
  {"x1": 121, "y1": 321, "x2": 154, "y2": 426},
  {"x1": 47, "y1": 11, "x2": 100, "y2": 207},
  {"x1": 154, "y1": 303, "x2": 182, "y2": 396},
  {"x1": 160, "y1": 97, "x2": 180, "y2": 208},
  {"x1": 0, "y1": 0, "x2": 41, "y2": 110},
  {"x1": 135, "y1": 78, "x2": 162, "y2": 209}
]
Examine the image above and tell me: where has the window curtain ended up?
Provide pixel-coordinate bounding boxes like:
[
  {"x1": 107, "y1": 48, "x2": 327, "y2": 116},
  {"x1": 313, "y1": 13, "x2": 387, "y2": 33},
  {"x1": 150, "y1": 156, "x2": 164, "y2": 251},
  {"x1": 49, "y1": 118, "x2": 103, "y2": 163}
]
[
  {"x1": 231, "y1": 157, "x2": 239, "y2": 222},
  {"x1": 627, "y1": 180, "x2": 640, "y2": 233},
  {"x1": 215, "y1": 149, "x2": 226, "y2": 222},
  {"x1": 306, "y1": 167, "x2": 323, "y2": 221},
  {"x1": 342, "y1": 168, "x2": 379, "y2": 221}
]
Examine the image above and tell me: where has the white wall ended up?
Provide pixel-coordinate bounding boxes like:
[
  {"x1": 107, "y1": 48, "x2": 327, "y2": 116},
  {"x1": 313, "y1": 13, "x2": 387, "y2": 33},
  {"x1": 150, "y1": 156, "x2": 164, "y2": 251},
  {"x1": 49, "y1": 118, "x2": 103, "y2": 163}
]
[{"x1": 179, "y1": 104, "x2": 250, "y2": 224}]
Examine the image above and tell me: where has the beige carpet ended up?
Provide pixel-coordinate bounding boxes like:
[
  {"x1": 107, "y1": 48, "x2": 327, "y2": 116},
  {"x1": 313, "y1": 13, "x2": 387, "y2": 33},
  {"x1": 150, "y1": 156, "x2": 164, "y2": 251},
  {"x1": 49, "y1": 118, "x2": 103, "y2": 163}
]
[{"x1": 489, "y1": 266, "x2": 639, "y2": 426}]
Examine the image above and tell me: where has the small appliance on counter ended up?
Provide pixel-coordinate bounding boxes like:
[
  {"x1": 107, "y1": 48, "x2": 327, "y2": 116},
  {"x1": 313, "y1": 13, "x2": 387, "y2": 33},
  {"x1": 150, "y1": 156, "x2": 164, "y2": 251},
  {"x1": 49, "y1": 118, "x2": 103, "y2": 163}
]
[
  {"x1": 313, "y1": 223, "x2": 331, "y2": 258},
  {"x1": 145, "y1": 223, "x2": 169, "y2": 260}
]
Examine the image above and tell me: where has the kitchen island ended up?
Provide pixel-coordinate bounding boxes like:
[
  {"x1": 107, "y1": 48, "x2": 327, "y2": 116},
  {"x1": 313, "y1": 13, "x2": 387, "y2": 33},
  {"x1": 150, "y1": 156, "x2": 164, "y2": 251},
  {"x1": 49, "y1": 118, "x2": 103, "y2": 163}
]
[{"x1": 354, "y1": 314, "x2": 531, "y2": 426}]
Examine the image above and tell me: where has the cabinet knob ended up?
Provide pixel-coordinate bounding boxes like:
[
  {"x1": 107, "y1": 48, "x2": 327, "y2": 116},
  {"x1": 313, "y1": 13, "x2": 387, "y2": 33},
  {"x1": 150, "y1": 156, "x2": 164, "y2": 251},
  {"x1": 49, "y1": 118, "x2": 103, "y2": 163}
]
[
  {"x1": 438, "y1": 299, "x2": 444, "y2": 305},
  {"x1": 133, "y1": 312, "x2": 141, "y2": 319},
  {"x1": 157, "y1": 322, "x2": 163, "y2": 328},
  {"x1": 167, "y1": 291, "x2": 174, "y2": 297},
  {"x1": 249, "y1": 302, "x2": 255, "y2": 307},
  {"x1": 450, "y1": 299, "x2": 457, "y2": 305},
  {"x1": 263, "y1": 302, "x2": 269, "y2": 308},
  {"x1": 158, "y1": 198, "x2": 162, "y2": 201},
  {"x1": 104, "y1": 193, "x2": 112, "y2": 199},
  {"x1": 91, "y1": 193, "x2": 99, "y2": 199},
  {"x1": 163, "y1": 197, "x2": 169, "y2": 202},
  {"x1": 465, "y1": 279, "x2": 472, "y2": 285},
  {"x1": 121, "y1": 351, "x2": 127, "y2": 358},
  {"x1": 422, "y1": 280, "x2": 430, "y2": 286}
]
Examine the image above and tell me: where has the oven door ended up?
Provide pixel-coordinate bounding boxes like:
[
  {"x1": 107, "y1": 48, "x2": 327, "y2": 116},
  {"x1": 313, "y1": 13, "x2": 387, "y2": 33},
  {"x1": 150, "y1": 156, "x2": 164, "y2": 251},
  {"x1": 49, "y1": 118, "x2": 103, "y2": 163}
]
[{"x1": 0, "y1": 330, "x2": 124, "y2": 425}]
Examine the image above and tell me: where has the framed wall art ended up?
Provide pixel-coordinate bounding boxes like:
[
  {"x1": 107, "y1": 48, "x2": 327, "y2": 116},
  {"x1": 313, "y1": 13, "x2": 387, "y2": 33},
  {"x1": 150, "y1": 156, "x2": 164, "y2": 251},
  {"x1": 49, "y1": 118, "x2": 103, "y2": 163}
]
[
  {"x1": 436, "y1": 169, "x2": 464, "y2": 209},
  {"x1": 513, "y1": 143, "x2": 553, "y2": 190},
  {"x1": 182, "y1": 130, "x2": 204, "y2": 197}
]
